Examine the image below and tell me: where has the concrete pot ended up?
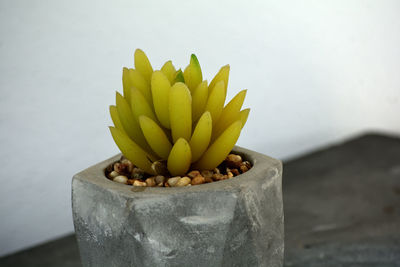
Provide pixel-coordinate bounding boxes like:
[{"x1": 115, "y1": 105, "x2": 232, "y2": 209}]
[{"x1": 72, "y1": 146, "x2": 284, "y2": 267}]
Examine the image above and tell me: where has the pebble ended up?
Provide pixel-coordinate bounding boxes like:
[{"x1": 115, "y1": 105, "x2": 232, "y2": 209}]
[
  {"x1": 227, "y1": 171, "x2": 234, "y2": 178},
  {"x1": 131, "y1": 168, "x2": 145, "y2": 179},
  {"x1": 151, "y1": 160, "x2": 169, "y2": 175},
  {"x1": 191, "y1": 175, "x2": 205, "y2": 185},
  {"x1": 108, "y1": 171, "x2": 120, "y2": 179},
  {"x1": 240, "y1": 165, "x2": 249, "y2": 173},
  {"x1": 113, "y1": 175, "x2": 128, "y2": 184},
  {"x1": 133, "y1": 180, "x2": 147, "y2": 187},
  {"x1": 213, "y1": 168, "x2": 221, "y2": 174},
  {"x1": 145, "y1": 177, "x2": 156, "y2": 187},
  {"x1": 113, "y1": 162, "x2": 124, "y2": 173},
  {"x1": 121, "y1": 159, "x2": 134, "y2": 173},
  {"x1": 201, "y1": 170, "x2": 213, "y2": 179},
  {"x1": 231, "y1": 168, "x2": 240, "y2": 176},
  {"x1": 212, "y1": 173, "x2": 225, "y2": 181},
  {"x1": 226, "y1": 154, "x2": 242, "y2": 168},
  {"x1": 176, "y1": 177, "x2": 191, "y2": 187},
  {"x1": 154, "y1": 175, "x2": 166, "y2": 184},
  {"x1": 167, "y1": 177, "x2": 181, "y2": 187},
  {"x1": 243, "y1": 161, "x2": 252, "y2": 169},
  {"x1": 187, "y1": 170, "x2": 201, "y2": 178}
]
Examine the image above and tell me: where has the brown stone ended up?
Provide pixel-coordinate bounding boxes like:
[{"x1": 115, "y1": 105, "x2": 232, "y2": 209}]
[
  {"x1": 187, "y1": 170, "x2": 201, "y2": 178},
  {"x1": 240, "y1": 165, "x2": 249, "y2": 173},
  {"x1": 145, "y1": 177, "x2": 156, "y2": 187},
  {"x1": 154, "y1": 175, "x2": 166, "y2": 185},
  {"x1": 212, "y1": 173, "x2": 225, "y2": 181},
  {"x1": 191, "y1": 175, "x2": 205, "y2": 185},
  {"x1": 121, "y1": 159, "x2": 134, "y2": 173},
  {"x1": 231, "y1": 168, "x2": 240, "y2": 176},
  {"x1": 225, "y1": 154, "x2": 243, "y2": 168},
  {"x1": 201, "y1": 170, "x2": 213, "y2": 179}
]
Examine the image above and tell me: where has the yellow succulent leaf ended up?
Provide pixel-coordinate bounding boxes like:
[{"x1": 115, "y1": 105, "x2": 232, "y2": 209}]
[
  {"x1": 167, "y1": 138, "x2": 191, "y2": 176},
  {"x1": 109, "y1": 105, "x2": 126, "y2": 134},
  {"x1": 161, "y1": 60, "x2": 176, "y2": 83},
  {"x1": 116, "y1": 92, "x2": 155, "y2": 156},
  {"x1": 109, "y1": 127, "x2": 156, "y2": 175},
  {"x1": 239, "y1": 108, "x2": 250, "y2": 128},
  {"x1": 212, "y1": 89, "x2": 247, "y2": 140},
  {"x1": 130, "y1": 88, "x2": 157, "y2": 122},
  {"x1": 189, "y1": 111, "x2": 212, "y2": 163},
  {"x1": 194, "y1": 120, "x2": 242, "y2": 170},
  {"x1": 134, "y1": 49, "x2": 153, "y2": 83},
  {"x1": 128, "y1": 69, "x2": 153, "y2": 106},
  {"x1": 205, "y1": 80, "x2": 226, "y2": 125},
  {"x1": 183, "y1": 54, "x2": 202, "y2": 92},
  {"x1": 139, "y1": 115, "x2": 172, "y2": 160},
  {"x1": 122, "y1": 68, "x2": 133, "y2": 104},
  {"x1": 192, "y1": 80, "x2": 209, "y2": 122},
  {"x1": 209, "y1": 64, "x2": 230, "y2": 97},
  {"x1": 169, "y1": 82, "x2": 192, "y2": 143},
  {"x1": 151, "y1": 71, "x2": 171, "y2": 129}
]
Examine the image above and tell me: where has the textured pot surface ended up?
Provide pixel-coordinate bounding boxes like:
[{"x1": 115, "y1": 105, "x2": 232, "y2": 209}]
[{"x1": 72, "y1": 146, "x2": 284, "y2": 267}]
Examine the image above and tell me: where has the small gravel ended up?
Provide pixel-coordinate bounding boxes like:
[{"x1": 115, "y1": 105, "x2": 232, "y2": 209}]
[{"x1": 105, "y1": 153, "x2": 252, "y2": 188}]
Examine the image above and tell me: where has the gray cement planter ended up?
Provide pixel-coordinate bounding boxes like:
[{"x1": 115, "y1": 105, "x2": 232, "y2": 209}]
[{"x1": 72, "y1": 146, "x2": 284, "y2": 267}]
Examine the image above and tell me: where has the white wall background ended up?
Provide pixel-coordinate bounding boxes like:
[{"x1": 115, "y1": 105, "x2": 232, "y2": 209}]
[{"x1": 0, "y1": 0, "x2": 399, "y2": 256}]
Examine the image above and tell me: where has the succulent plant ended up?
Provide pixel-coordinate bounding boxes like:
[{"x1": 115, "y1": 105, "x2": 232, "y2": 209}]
[{"x1": 109, "y1": 49, "x2": 250, "y2": 176}]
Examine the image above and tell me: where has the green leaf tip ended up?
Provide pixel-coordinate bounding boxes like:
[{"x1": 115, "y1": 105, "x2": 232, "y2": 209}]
[
  {"x1": 190, "y1": 54, "x2": 200, "y2": 67},
  {"x1": 174, "y1": 69, "x2": 185, "y2": 83}
]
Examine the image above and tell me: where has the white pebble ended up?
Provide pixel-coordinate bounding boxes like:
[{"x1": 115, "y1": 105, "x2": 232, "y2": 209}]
[
  {"x1": 113, "y1": 175, "x2": 128, "y2": 184},
  {"x1": 109, "y1": 171, "x2": 119, "y2": 179},
  {"x1": 167, "y1": 177, "x2": 181, "y2": 187},
  {"x1": 176, "y1": 177, "x2": 191, "y2": 187}
]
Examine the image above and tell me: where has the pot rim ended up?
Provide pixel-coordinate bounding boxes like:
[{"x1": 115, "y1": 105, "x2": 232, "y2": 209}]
[{"x1": 73, "y1": 145, "x2": 282, "y2": 197}]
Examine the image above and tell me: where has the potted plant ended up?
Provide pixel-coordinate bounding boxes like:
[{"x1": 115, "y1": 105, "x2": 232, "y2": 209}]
[{"x1": 72, "y1": 50, "x2": 284, "y2": 267}]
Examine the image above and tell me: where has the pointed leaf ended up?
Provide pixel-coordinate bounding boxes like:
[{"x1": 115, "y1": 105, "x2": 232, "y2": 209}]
[
  {"x1": 194, "y1": 120, "x2": 242, "y2": 170},
  {"x1": 151, "y1": 71, "x2": 171, "y2": 129},
  {"x1": 161, "y1": 60, "x2": 176, "y2": 83},
  {"x1": 192, "y1": 80, "x2": 208, "y2": 122},
  {"x1": 122, "y1": 67, "x2": 133, "y2": 104},
  {"x1": 116, "y1": 92, "x2": 155, "y2": 156},
  {"x1": 129, "y1": 69, "x2": 152, "y2": 105},
  {"x1": 183, "y1": 54, "x2": 202, "y2": 92},
  {"x1": 174, "y1": 69, "x2": 185, "y2": 84},
  {"x1": 189, "y1": 111, "x2": 212, "y2": 162},
  {"x1": 169, "y1": 82, "x2": 192, "y2": 143},
  {"x1": 209, "y1": 64, "x2": 230, "y2": 97},
  {"x1": 139, "y1": 115, "x2": 172, "y2": 159},
  {"x1": 134, "y1": 49, "x2": 153, "y2": 82},
  {"x1": 130, "y1": 88, "x2": 157, "y2": 122},
  {"x1": 205, "y1": 80, "x2": 225, "y2": 125},
  {"x1": 167, "y1": 138, "x2": 191, "y2": 176},
  {"x1": 212, "y1": 89, "x2": 247, "y2": 140},
  {"x1": 239, "y1": 108, "x2": 250, "y2": 128},
  {"x1": 109, "y1": 127, "x2": 156, "y2": 174},
  {"x1": 109, "y1": 105, "x2": 126, "y2": 134}
]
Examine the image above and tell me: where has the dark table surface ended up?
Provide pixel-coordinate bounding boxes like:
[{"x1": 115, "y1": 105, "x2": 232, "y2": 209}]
[{"x1": 1, "y1": 133, "x2": 400, "y2": 267}]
